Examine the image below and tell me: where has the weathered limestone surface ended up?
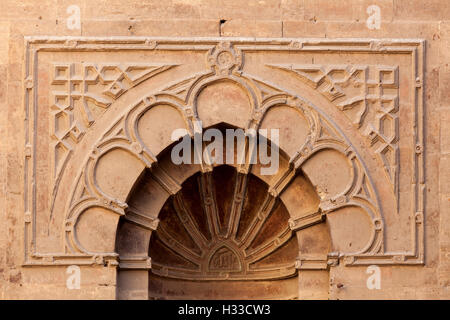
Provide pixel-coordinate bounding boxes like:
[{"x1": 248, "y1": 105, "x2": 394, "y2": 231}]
[{"x1": 0, "y1": 0, "x2": 448, "y2": 299}]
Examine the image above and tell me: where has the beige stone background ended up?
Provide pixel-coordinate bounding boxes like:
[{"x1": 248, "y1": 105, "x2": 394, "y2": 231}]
[{"x1": 0, "y1": 0, "x2": 449, "y2": 299}]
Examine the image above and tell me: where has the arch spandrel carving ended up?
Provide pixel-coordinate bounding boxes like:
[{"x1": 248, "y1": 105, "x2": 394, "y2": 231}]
[{"x1": 24, "y1": 38, "x2": 424, "y2": 273}]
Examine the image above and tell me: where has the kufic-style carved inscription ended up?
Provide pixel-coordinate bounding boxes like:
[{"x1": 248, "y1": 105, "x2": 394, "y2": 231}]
[
  {"x1": 50, "y1": 63, "x2": 177, "y2": 179},
  {"x1": 268, "y1": 64, "x2": 400, "y2": 208}
]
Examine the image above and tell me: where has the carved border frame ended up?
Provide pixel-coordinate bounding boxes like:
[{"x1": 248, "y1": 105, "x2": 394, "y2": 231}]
[{"x1": 22, "y1": 37, "x2": 425, "y2": 267}]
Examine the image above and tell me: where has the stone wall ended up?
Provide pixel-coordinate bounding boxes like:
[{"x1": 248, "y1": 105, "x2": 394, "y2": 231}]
[{"x1": 0, "y1": 0, "x2": 448, "y2": 299}]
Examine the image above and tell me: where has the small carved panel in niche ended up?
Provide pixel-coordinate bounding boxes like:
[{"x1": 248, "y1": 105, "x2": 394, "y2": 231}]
[{"x1": 210, "y1": 247, "x2": 241, "y2": 272}]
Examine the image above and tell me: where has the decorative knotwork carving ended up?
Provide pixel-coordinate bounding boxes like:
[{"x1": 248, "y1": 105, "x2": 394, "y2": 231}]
[{"x1": 267, "y1": 64, "x2": 400, "y2": 209}]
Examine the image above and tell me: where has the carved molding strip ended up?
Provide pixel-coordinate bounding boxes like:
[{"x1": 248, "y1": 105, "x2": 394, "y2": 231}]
[
  {"x1": 125, "y1": 207, "x2": 160, "y2": 231},
  {"x1": 295, "y1": 253, "x2": 339, "y2": 270},
  {"x1": 119, "y1": 256, "x2": 152, "y2": 270},
  {"x1": 289, "y1": 211, "x2": 325, "y2": 231}
]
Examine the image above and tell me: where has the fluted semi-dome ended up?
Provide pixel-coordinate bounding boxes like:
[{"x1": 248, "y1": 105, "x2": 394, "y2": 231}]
[{"x1": 149, "y1": 165, "x2": 298, "y2": 281}]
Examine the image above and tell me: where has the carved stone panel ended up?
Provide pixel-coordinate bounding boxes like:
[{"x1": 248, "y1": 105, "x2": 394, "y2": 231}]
[{"x1": 23, "y1": 37, "x2": 424, "y2": 270}]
